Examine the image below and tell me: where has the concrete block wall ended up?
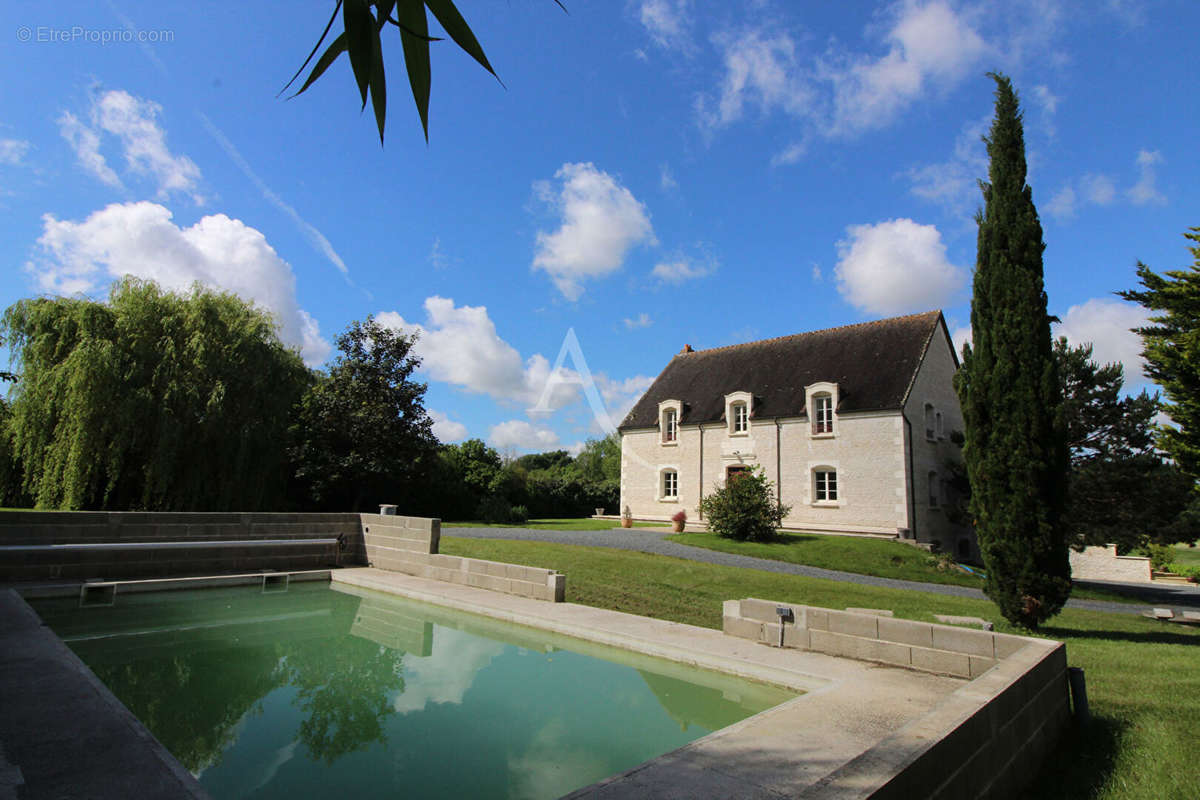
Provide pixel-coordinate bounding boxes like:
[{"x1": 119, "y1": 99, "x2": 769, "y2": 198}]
[
  {"x1": 360, "y1": 513, "x2": 566, "y2": 602},
  {"x1": 0, "y1": 510, "x2": 362, "y2": 581},
  {"x1": 1069, "y1": 545, "x2": 1152, "y2": 583},
  {"x1": 723, "y1": 600, "x2": 1071, "y2": 800}
]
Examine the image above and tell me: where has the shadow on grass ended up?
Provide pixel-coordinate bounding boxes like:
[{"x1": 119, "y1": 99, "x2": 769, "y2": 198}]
[
  {"x1": 763, "y1": 533, "x2": 820, "y2": 545},
  {"x1": 1040, "y1": 625, "x2": 1200, "y2": 647},
  {"x1": 1023, "y1": 715, "x2": 1127, "y2": 799}
]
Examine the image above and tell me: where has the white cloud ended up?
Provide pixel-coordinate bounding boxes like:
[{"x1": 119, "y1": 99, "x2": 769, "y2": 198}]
[
  {"x1": 823, "y1": 1, "x2": 987, "y2": 135},
  {"x1": 637, "y1": 0, "x2": 694, "y2": 53},
  {"x1": 0, "y1": 138, "x2": 31, "y2": 165},
  {"x1": 905, "y1": 114, "x2": 989, "y2": 215},
  {"x1": 1080, "y1": 173, "x2": 1117, "y2": 206},
  {"x1": 532, "y1": 162, "x2": 655, "y2": 300},
  {"x1": 27, "y1": 201, "x2": 330, "y2": 365},
  {"x1": 1031, "y1": 84, "x2": 1059, "y2": 115},
  {"x1": 1128, "y1": 149, "x2": 1166, "y2": 206},
  {"x1": 428, "y1": 409, "x2": 468, "y2": 443},
  {"x1": 489, "y1": 420, "x2": 560, "y2": 452},
  {"x1": 60, "y1": 90, "x2": 203, "y2": 203},
  {"x1": 771, "y1": 141, "x2": 808, "y2": 167},
  {"x1": 1046, "y1": 185, "x2": 1076, "y2": 220},
  {"x1": 835, "y1": 218, "x2": 966, "y2": 315},
  {"x1": 1054, "y1": 298, "x2": 1150, "y2": 385},
  {"x1": 951, "y1": 325, "x2": 972, "y2": 358},
  {"x1": 379, "y1": 298, "x2": 653, "y2": 430},
  {"x1": 623, "y1": 312, "x2": 653, "y2": 329},
  {"x1": 700, "y1": 29, "x2": 811, "y2": 129},
  {"x1": 377, "y1": 297, "x2": 578, "y2": 411},
  {"x1": 651, "y1": 256, "x2": 715, "y2": 284},
  {"x1": 659, "y1": 162, "x2": 677, "y2": 191},
  {"x1": 58, "y1": 111, "x2": 122, "y2": 188}
]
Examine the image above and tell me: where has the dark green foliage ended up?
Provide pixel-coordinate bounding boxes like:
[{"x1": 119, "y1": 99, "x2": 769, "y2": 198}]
[
  {"x1": 1, "y1": 279, "x2": 309, "y2": 511},
  {"x1": 1056, "y1": 338, "x2": 1197, "y2": 550},
  {"x1": 420, "y1": 434, "x2": 619, "y2": 520},
  {"x1": 698, "y1": 466, "x2": 789, "y2": 543},
  {"x1": 292, "y1": 316, "x2": 437, "y2": 511},
  {"x1": 1118, "y1": 228, "x2": 1200, "y2": 482},
  {"x1": 955, "y1": 74, "x2": 1070, "y2": 629},
  {"x1": 287, "y1": 1, "x2": 565, "y2": 142}
]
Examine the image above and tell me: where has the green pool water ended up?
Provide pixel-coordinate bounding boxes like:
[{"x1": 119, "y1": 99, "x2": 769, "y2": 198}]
[{"x1": 32, "y1": 582, "x2": 795, "y2": 799}]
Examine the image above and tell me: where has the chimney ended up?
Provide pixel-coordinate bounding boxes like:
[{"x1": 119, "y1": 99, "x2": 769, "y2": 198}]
[{"x1": 680, "y1": 344, "x2": 694, "y2": 354}]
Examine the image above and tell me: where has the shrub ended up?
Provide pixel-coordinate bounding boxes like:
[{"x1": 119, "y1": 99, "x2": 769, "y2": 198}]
[
  {"x1": 698, "y1": 466, "x2": 789, "y2": 542},
  {"x1": 476, "y1": 494, "x2": 527, "y2": 525},
  {"x1": 1146, "y1": 543, "x2": 1174, "y2": 572}
]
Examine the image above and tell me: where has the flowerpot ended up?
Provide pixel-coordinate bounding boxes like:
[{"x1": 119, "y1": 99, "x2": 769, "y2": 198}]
[
  {"x1": 671, "y1": 521, "x2": 685, "y2": 533},
  {"x1": 620, "y1": 518, "x2": 633, "y2": 528}
]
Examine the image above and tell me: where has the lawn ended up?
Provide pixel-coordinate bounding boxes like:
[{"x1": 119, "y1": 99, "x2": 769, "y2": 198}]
[
  {"x1": 1169, "y1": 541, "x2": 1200, "y2": 567},
  {"x1": 441, "y1": 536, "x2": 1200, "y2": 800},
  {"x1": 668, "y1": 530, "x2": 985, "y2": 587},
  {"x1": 667, "y1": 530, "x2": 1139, "y2": 604},
  {"x1": 442, "y1": 518, "x2": 661, "y2": 531}
]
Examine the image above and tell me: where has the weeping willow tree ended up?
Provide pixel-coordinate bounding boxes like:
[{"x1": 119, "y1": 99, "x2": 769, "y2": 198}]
[{"x1": 1, "y1": 278, "x2": 311, "y2": 510}]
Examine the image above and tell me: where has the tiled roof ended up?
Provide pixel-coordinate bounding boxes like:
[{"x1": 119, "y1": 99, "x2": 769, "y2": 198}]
[{"x1": 618, "y1": 310, "x2": 947, "y2": 430}]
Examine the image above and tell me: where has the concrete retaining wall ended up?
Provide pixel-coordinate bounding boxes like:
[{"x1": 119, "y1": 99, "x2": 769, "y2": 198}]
[
  {"x1": 1069, "y1": 544, "x2": 1152, "y2": 584},
  {"x1": 723, "y1": 599, "x2": 1070, "y2": 799},
  {"x1": 361, "y1": 514, "x2": 565, "y2": 602},
  {"x1": 0, "y1": 510, "x2": 362, "y2": 581}
]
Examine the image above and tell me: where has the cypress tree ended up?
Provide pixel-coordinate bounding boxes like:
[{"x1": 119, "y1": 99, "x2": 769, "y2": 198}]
[{"x1": 955, "y1": 74, "x2": 1071, "y2": 629}]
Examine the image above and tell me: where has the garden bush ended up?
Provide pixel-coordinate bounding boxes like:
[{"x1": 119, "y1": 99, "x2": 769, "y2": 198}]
[{"x1": 698, "y1": 467, "x2": 789, "y2": 542}]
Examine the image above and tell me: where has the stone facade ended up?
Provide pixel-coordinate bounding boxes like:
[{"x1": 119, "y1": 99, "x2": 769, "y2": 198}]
[{"x1": 620, "y1": 313, "x2": 972, "y2": 552}]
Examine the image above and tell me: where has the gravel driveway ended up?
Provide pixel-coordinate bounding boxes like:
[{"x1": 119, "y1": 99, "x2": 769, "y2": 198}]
[{"x1": 445, "y1": 526, "x2": 1200, "y2": 617}]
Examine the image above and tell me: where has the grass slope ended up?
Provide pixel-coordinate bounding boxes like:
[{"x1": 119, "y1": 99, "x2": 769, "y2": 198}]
[
  {"x1": 668, "y1": 531, "x2": 983, "y2": 587},
  {"x1": 443, "y1": 518, "x2": 660, "y2": 531},
  {"x1": 441, "y1": 537, "x2": 1200, "y2": 800}
]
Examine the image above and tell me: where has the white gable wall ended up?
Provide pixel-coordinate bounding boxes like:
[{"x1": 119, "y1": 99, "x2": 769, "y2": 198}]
[{"x1": 902, "y1": 326, "x2": 973, "y2": 557}]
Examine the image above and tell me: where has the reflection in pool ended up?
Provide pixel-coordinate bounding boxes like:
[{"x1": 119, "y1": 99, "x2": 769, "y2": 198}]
[{"x1": 33, "y1": 582, "x2": 795, "y2": 799}]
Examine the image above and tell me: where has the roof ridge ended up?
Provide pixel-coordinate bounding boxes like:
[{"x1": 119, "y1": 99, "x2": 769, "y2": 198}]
[{"x1": 683, "y1": 310, "x2": 942, "y2": 357}]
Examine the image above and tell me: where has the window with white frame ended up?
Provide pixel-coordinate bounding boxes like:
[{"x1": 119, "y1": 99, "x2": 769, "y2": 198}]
[
  {"x1": 928, "y1": 471, "x2": 940, "y2": 508},
  {"x1": 663, "y1": 408, "x2": 677, "y2": 443},
  {"x1": 813, "y1": 393, "x2": 834, "y2": 434},
  {"x1": 661, "y1": 469, "x2": 678, "y2": 499},
  {"x1": 732, "y1": 402, "x2": 748, "y2": 433},
  {"x1": 814, "y1": 468, "x2": 838, "y2": 502},
  {"x1": 924, "y1": 403, "x2": 936, "y2": 440}
]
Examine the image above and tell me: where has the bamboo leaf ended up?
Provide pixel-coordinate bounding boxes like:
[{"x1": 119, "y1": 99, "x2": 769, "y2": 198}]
[
  {"x1": 369, "y1": 14, "x2": 387, "y2": 144},
  {"x1": 396, "y1": 0, "x2": 431, "y2": 141},
  {"x1": 343, "y1": 0, "x2": 375, "y2": 109},
  {"x1": 292, "y1": 33, "x2": 349, "y2": 97},
  {"x1": 424, "y1": 0, "x2": 496, "y2": 77},
  {"x1": 280, "y1": 0, "x2": 343, "y2": 95}
]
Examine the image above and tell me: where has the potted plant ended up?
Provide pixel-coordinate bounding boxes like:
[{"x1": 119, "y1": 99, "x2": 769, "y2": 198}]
[
  {"x1": 620, "y1": 505, "x2": 633, "y2": 528},
  {"x1": 671, "y1": 509, "x2": 687, "y2": 533}
]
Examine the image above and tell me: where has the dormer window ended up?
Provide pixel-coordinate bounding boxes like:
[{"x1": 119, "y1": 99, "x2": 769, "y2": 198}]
[
  {"x1": 813, "y1": 394, "x2": 833, "y2": 434},
  {"x1": 732, "y1": 402, "x2": 748, "y2": 433},
  {"x1": 658, "y1": 399, "x2": 682, "y2": 446},
  {"x1": 724, "y1": 391, "x2": 753, "y2": 436},
  {"x1": 805, "y1": 382, "x2": 838, "y2": 438}
]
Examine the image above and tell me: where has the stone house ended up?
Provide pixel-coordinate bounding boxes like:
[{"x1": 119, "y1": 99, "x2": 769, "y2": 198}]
[{"x1": 617, "y1": 310, "x2": 975, "y2": 557}]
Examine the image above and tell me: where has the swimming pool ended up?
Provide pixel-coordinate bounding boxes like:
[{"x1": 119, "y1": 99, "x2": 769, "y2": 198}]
[{"x1": 33, "y1": 582, "x2": 795, "y2": 799}]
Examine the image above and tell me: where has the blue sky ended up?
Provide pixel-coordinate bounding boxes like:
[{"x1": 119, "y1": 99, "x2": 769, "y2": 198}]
[{"x1": 1, "y1": 1, "x2": 1197, "y2": 454}]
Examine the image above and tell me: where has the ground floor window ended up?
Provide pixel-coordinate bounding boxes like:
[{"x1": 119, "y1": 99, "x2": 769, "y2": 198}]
[
  {"x1": 661, "y1": 469, "x2": 678, "y2": 499},
  {"x1": 726, "y1": 465, "x2": 750, "y2": 481},
  {"x1": 814, "y1": 469, "x2": 837, "y2": 502}
]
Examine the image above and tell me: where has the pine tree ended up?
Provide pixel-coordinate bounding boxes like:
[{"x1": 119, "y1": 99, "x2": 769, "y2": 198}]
[
  {"x1": 954, "y1": 74, "x2": 1071, "y2": 629},
  {"x1": 1118, "y1": 228, "x2": 1200, "y2": 482}
]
